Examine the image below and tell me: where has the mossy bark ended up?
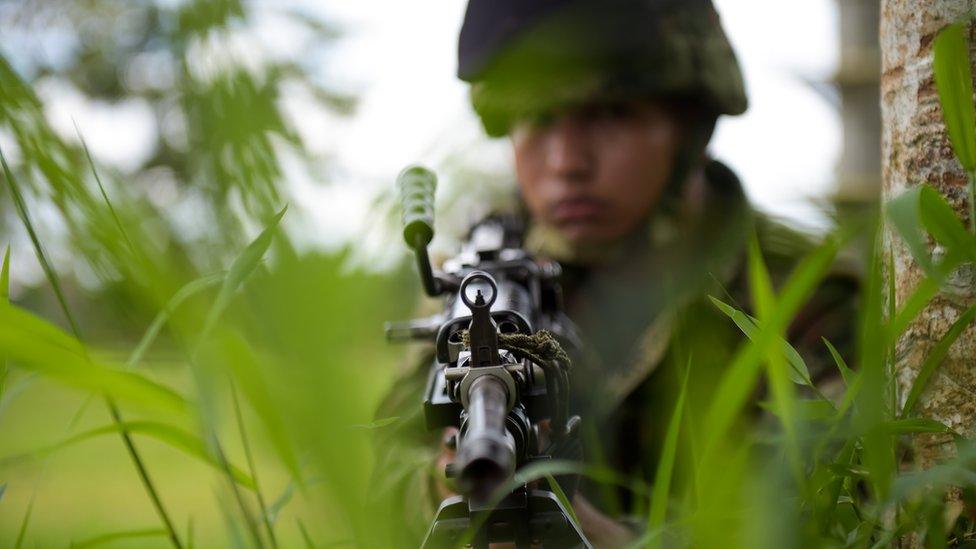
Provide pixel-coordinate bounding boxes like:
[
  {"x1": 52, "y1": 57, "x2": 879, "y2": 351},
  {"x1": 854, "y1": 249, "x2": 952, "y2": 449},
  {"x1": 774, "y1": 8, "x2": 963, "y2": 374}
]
[{"x1": 881, "y1": 0, "x2": 976, "y2": 471}]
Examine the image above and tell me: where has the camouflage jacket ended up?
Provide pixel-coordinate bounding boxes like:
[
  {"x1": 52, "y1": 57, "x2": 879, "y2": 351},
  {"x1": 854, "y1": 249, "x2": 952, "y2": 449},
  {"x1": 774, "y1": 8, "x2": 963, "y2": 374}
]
[{"x1": 368, "y1": 160, "x2": 859, "y2": 545}]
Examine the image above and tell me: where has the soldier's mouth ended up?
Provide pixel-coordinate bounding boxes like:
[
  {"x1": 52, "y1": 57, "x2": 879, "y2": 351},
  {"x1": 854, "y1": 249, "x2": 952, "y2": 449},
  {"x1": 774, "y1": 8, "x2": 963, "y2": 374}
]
[{"x1": 550, "y1": 197, "x2": 607, "y2": 224}]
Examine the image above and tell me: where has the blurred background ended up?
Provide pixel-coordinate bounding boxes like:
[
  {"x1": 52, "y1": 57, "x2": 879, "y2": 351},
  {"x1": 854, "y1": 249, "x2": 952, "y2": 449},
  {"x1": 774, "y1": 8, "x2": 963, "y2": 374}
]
[
  {"x1": 0, "y1": 0, "x2": 880, "y2": 546},
  {"x1": 1, "y1": 0, "x2": 882, "y2": 291}
]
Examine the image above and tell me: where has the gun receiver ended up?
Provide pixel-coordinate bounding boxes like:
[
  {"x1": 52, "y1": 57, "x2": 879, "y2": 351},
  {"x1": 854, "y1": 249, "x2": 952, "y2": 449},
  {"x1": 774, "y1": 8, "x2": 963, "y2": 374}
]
[{"x1": 386, "y1": 165, "x2": 591, "y2": 548}]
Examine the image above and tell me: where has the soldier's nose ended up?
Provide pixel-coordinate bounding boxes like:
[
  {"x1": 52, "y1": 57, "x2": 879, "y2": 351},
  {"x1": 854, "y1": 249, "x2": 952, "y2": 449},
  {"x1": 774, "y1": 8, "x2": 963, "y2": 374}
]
[{"x1": 545, "y1": 115, "x2": 594, "y2": 185}]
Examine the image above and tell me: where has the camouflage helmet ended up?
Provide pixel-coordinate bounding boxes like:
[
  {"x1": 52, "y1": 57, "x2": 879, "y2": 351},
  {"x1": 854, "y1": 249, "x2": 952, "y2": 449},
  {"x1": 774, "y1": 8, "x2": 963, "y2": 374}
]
[{"x1": 457, "y1": 0, "x2": 748, "y2": 137}]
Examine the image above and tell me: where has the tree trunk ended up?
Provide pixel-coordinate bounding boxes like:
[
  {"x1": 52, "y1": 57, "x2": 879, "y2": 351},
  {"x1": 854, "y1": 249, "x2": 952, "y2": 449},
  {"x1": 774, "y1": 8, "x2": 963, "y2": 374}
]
[{"x1": 881, "y1": 0, "x2": 976, "y2": 470}]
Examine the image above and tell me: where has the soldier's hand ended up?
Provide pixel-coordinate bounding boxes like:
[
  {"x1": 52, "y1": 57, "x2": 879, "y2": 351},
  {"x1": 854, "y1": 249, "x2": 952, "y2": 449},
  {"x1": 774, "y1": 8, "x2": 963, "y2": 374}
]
[
  {"x1": 572, "y1": 493, "x2": 635, "y2": 549},
  {"x1": 434, "y1": 426, "x2": 459, "y2": 500}
]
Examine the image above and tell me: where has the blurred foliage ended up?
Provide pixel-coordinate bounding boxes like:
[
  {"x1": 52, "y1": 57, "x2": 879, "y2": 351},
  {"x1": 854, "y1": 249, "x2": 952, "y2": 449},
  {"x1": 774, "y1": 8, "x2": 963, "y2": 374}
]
[
  {"x1": 0, "y1": 0, "x2": 416, "y2": 546},
  {"x1": 1, "y1": 3, "x2": 976, "y2": 549},
  {"x1": 0, "y1": 0, "x2": 351, "y2": 271}
]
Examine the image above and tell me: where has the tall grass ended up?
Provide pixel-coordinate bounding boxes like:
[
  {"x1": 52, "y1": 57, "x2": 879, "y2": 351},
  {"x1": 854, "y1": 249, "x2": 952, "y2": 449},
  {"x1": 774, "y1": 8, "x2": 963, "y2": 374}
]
[{"x1": 1, "y1": 5, "x2": 975, "y2": 548}]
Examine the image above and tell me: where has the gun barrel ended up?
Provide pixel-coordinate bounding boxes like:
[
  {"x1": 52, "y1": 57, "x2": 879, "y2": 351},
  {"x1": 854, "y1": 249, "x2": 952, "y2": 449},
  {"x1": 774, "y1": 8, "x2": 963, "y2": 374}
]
[{"x1": 456, "y1": 375, "x2": 515, "y2": 500}]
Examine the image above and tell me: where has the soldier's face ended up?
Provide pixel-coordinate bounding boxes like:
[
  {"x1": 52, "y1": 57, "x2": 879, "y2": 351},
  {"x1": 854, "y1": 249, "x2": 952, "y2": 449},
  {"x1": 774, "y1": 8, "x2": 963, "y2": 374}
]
[{"x1": 512, "y1": 99, "x2": 680, "y2": 246}]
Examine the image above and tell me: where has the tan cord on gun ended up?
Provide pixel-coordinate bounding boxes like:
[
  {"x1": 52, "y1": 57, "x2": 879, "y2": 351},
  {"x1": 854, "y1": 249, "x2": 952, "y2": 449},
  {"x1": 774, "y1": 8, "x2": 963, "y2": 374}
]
[{"x1": 461, "y1": 329, "x2": 571, "y2": 370}]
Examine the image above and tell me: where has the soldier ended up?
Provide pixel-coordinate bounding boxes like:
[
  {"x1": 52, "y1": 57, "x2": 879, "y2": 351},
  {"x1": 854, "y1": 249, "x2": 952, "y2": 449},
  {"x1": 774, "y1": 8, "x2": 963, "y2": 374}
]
[{"x1": 371, "y1": 0, "x2": 857, "y2": 546}]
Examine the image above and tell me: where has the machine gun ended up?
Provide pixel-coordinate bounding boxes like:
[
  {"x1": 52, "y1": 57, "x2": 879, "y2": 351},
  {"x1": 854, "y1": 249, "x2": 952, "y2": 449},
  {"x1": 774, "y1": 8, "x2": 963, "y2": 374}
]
[{"x1": 385, "y1": 166, "x2": 592, "y2": 548}]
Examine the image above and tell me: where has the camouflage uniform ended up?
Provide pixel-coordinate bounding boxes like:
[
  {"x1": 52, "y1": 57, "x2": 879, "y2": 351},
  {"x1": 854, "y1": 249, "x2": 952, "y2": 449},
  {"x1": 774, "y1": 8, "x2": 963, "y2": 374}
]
[{"x1": 369, "y1": 0, "x2": 859, "y2": 544}]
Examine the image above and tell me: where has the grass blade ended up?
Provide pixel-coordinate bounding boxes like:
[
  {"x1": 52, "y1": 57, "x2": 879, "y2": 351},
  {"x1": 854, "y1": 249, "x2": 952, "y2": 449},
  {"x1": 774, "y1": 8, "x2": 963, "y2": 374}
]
[
  {"x1": 296, "y1": 518, "x2": 315, "y2": 549},
  {"x1": 232, "y1": 382, "x2": 280, "y2": 548},
  {"x1": 747, "y1": 236, "x2": 802, "y2": 480},
  {"x1": 8, "y1": 420, "x2": 257, "y2": 489},
  {"x1": 188, "y1": 208, "x2": 287, "y2": 549},
  {"x1": 13, "y1": 492, "x2": 34, "y2": 549},
  {"x1": 199, "y1": 206, "x2": 287, "y2": 344},
  {"x1": 700, "y1": 232, "x2": 842, "y2": 467},
  {"x1": 544, "y1": 473, "x2": 581, "y2": 531},
  {"x1": 856, "y1": 224, "x2": 896, "y2": 500},
  {"x1": 65, "y1": 271, "x2": 223, "y2": 432},
  {"x1": 709, "y1": 296, "x2": 813, "y2": 386},
  {"x1": 885, "y1": 418, "x2": 956, "y2": 436},
  {"x1": 75, "y1": 123, "x2": 136, "y2": 254},
  {"x1": 1, "y1": 148, "x2": 79, "y2": 337},
  {"x1": 901, "y1": 304, "x2": 976, "y2": 417},
  {"x1": 0, "y1": 303, "x2": 188, "y2": 413},
  {"x1": 128, "y1": 272, "x2": 224, "y2": 369},
  {"x1": 1, "y1": 147, "x2": 184, "y2": 548},
  {"x1": 1, "y1": 244, "x2": 9, "y2": 401},
  {"x1": 209, "y1": 332, "x2": 302, "y2": 484},
  {"x1": 647, "y1": 364, "x2": 689, "y2": 545},
  {"x1": 71, "y1": 528, "x2": 169, "y2": 548},
  {"x1": 822, "y1": 337, "x2": 854, "y2": 387}
]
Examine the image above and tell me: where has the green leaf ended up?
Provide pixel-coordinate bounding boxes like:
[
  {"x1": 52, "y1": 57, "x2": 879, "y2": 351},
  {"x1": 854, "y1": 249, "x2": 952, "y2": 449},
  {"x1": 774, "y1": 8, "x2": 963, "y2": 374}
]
[
  {"x1": 708, "y1": 296, "x2": 812, "y2": 386},
  {"x1": 887, "y1": 187, "x2": 934, "y2": 273},
  {"x1": 901, "y1": 303, "x2": 976, "y2": 417},
  {"x1": 199, "y1": 206, "x2": 287, "y2": 343},
  {"x1": 888, "y1": 277, "x2": 941, "y2": 345},
  {"x1": 886, "y1": 185, "x2": 972, "y2": 288},
  {"x1": 918, "y1": 186, "x2": 976, "y2": 261},
  {"x1": 351, "y1": 416, "x2": 400, "y2": 430},
  {"x1": 827, "y1": 463, "x2": 871, "y2": 480},
  {"x1": 933, "y1": 22, "x2": 976, "y2": 172},
  {"x1": 70, "y1": 528, "x2": 169, "y2": 548},
  {"x1": 700, "y1": 232, "x2": 843, "y2": 467},
  {"x1": 885, "y1": 418, "x2": 956, "y2": 436},
  {"x1": 819, "y1": 440, "x2": 857, "y2": 531},
  {"x1": 822, "y1": 337, "x2": 854, "y2": 387},
  {"x1": 0, "y1": 302, "x2": 188, "y2": 414}
]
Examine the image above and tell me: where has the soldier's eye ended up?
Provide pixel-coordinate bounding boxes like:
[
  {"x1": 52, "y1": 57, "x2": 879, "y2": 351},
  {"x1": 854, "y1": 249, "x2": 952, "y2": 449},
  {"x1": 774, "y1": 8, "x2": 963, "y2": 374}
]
[
  {"x1": 596, "y1": 101, "x2": 637, "y2": 119},
  {"x1": 527, "y1": 111, "x2": 557, "y2": 128}
]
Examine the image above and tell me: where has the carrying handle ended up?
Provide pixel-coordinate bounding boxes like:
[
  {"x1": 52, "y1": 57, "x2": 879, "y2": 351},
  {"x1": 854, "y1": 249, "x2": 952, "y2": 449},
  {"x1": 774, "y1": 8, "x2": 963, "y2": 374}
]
[{"x1": 397, "y1": 165, "x2": 442, "y2": 296}]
